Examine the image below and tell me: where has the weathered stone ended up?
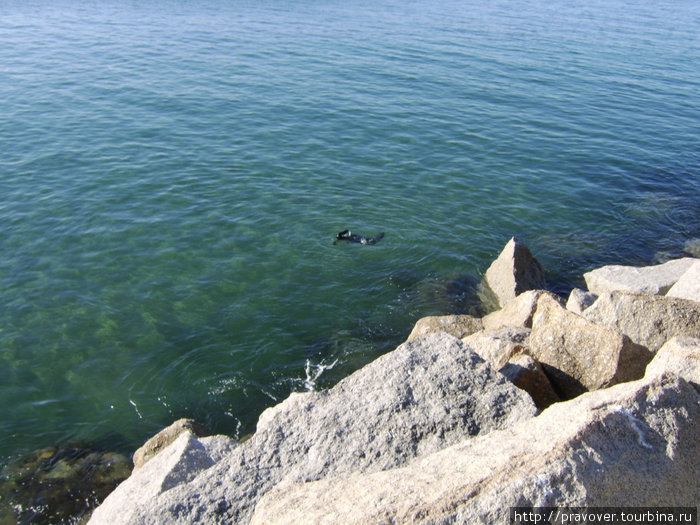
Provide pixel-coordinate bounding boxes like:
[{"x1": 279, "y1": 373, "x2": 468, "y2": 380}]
[
  {"x1": 583, "y1": 257, "x2": 697, "y2": 295},
  {"x1": 500, "y1": 352, "x2": 560, "y2": 409},
  {"x1": 406, "y1": 314, "x2": 483, "y2": 342},
  {"x1": 480, "y1": 237, "x2": 546, "y2": 310},
  {"x1": 666, "y1": 260, "x2": 700, "y2": 302},
  {"x1": 89, "y1": 333, "x2": 536, "y2": 525},
  {"x1": 462, "y1": 326, "x2": 530, "y2": 369},
  {"x1": 89, "y1": 432, "x2": 237, "y2": 525},
  {"x1": 530, "y1": 294, "x2": 652, "y2": 398},
  {"x1": 132, "y1": 418, "x2": 212, "y2": 470},
  {"x1": 565, "y1": 287, "x2": 597, "y2": 314},
  {"x1": 645, "y1": 337, "x2": 700, "y2": 392},
  {"x1": 583, "y1": 291, "x2": 700, "y2": 354},
  {"x1": 250, "y1": 371, "x2": 700, "y2": 525},
  {"x1": 481, "y1": 290, "x2": 561, "y2": 331}
]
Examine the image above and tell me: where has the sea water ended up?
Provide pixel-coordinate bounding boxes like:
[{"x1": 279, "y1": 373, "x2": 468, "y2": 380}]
[{"x1": 0, "y1": 0, "x2": 698, "y2": 465}]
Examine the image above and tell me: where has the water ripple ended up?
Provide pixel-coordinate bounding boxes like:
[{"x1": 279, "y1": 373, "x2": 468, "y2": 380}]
[{"x1": 0, "y1": 0, "x2": 698, "y2": 463}]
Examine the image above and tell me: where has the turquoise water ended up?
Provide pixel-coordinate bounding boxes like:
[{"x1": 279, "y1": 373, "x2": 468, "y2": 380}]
[{"x1": 1, "y1": 0, "x2": 698, "y2": 464}]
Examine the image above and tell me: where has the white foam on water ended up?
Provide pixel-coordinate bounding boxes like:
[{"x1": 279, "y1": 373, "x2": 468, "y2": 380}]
[{"x1": 304, "y1": 358, "x2": 339, "y2": 392}]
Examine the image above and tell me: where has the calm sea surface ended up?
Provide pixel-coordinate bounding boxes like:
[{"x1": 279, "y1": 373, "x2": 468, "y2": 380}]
[{"x1": 0, "y1": 0, "x2": 698, "y2": 463}]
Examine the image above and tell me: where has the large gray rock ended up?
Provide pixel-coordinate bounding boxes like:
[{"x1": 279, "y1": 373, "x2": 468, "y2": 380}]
[
  {"x1": 250, "y1": 372, "x2": 700, "y2": 524},
  {"x1": 666, "y1": 260, "x2": 700, "y2": 302},
  {"x1": 500, "y1": 352, "x2": 560, "y2": 409},
  {"x1": 565, "y1": 288, "x2": 597, "y2": 314},
  {"x1": 480, "y1": 238, "x2": 546, "y2": 310},
  {"x1": 406, "y1": 314, "x2": 483, "y2": 342},
  {"x1": 461, "y1": 326, "x2": 530, "y2": 369},
  {"x1": 481, "y1": 290, "x2": 561, "y2": 331},
  {"x1": 89, "y1": 433, "x2": 237, "y2": 524},
  {"x1": 583, "y1": 257, "x2": 697, "y2": 295},
  {"x1": 90, "y1": 333, "x2": 536, "y2": 525},
  {"x1": 462, "y1": 328, "x2": 559, "y2": 409},
  {"x1": 645, "y1": 337, "x2": 700, "y2": 392},
  {"x1": 583, "y1": 291, "x2": 700, "y2": 353},
  {"x1": 133, "y1": 418, "x2": 212, "y2": 470},
  {"x1": 529, "y1": 294, "x2": 652, "y2": 398}
]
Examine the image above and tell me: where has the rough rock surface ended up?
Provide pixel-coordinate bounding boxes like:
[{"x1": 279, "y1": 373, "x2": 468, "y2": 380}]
[
  {"x1": 666, "y1": 260, "x2": 700, "y2": 302},
  {"x1": 500, "y1": 352, "x2": 560, "y2": 409},
  {"x1": 480, "y1": 237, "x2": 546, "y2": 310},
  {"x1": 583, "y1": 291, "x2": 700, "y2": 353},
  {"x1": 481, "y1": 290, "x2": 561, "y2": 331},
  {"x1": 89, "y1": 333, "x2": 536, "y2": 525},
  {"x1": 133, "y1": 419, "x2": 212, "y2": 470},
  {"x1": 645, "y1": 337, "x2": 700, "y2": 392},
  {"x1": 250, "y1": 371, "x2": 700, "y2": 525},
  {"x1": 89, "y1": 433, "x2": 237, "y2": 524},
  {"x1": 583, "y1": 257, "x2": 697, "y2": 295},
  {"x1": 529, "y1": 294, "x2": 652, "y2": 398},
  {"x1": 565, "y1": 288, "x2": 597, "y2": 314},
  {"x1": 461, "y1": 326, "x2": 530, "y2": 369},
  {"x1": 406, "y1": 314, "x2": 483, "y2": 342}
]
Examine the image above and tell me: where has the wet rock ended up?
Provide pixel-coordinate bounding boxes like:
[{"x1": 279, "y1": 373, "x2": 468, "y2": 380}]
[
  {"x1": 565, "y1": 288, "x2": 597, "y2": 314},
  {"x1": 481, "y1": 290, "x2": 562, "y2": 331},
  {"x1": 529, "y1": 294, "x2": 652, "y2": 399},
  {"x1": 89, "y1": 333, "x2": 536, "y2": 525},
  {"x1": 683, "y1": 238, "x2": 700, "y2": 257},
  {"x1": 583, "y1": 257, "x2": 697, "y2": 295},
  {"x1": 250, "y1": 371, "x2": 699, "y2": 525},
  {"x1": 133, "y1": 418, "x2": 212, "y2": 470},
  {"x1": 583, "y1": 291, "x2": 700, "y2": 353},
  {"x1": 666, "y1": 260, "x2": 700, "y2": 302},
  {"x1": 480, "y1": 237, "x2": 546, "y2": 311},
  {"x1": 406, "y1": 314, "x2": 483, "y2": 342},
  {"x1": 500, "y1": 352, "x2": 560, "y2": 409},
  {"x1": 0, "y1": 444, "x2": 131, "y2": 525}
]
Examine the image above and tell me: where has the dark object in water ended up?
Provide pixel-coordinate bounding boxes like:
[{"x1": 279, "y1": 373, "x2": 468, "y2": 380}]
[{"x1": 333, "y1": 230, "x2": 385, "y2": 245}]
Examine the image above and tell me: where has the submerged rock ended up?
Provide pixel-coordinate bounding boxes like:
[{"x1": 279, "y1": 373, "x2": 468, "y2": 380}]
[
  {"x1": 89, "y1": 333, "x2": 536, "y2": 525},
  {"x1": 0, "y1": 445, "x2": 131, "y2": 525},
  {"x1": 480, "y1": 237, "x2": 546, "y2": 311},
  {"x1": 683, "y1": 238, "x2": 700, "y2": 257}
]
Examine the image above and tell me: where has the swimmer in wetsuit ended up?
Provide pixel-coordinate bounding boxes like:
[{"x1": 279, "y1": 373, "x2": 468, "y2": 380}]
[{"x1": 333, "y1": 230, "x2": 385, "y2": 245}]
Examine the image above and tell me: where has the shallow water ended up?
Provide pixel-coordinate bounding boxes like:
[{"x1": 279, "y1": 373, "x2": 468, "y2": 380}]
[{"x1": 0, "y1": 0, "x2": 698, "y2": 464}]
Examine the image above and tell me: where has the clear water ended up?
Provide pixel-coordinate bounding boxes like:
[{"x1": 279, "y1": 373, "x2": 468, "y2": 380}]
[{"x1": 1, "y1": 0, "x2": 698, "y2": 463}]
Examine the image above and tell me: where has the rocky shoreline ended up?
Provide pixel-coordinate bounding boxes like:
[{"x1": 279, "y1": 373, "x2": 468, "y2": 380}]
[
  {"x1": 3, "y1": 238, "x2": 698, "y2": 524},
  {"x1": 82, "y1": 237, "x2": 700, "y2": 524}
]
